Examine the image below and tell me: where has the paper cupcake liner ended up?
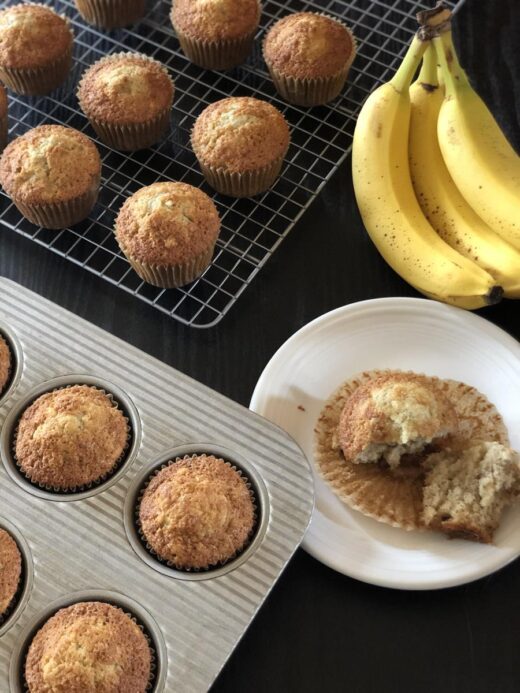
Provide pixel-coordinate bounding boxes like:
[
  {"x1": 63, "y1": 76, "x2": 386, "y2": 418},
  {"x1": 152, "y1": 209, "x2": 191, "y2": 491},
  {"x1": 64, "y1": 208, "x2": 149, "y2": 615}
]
[
  {"x1": 124, "y1": 245, "x2": 215, "y2": 289},
  {"x1": 174, "y1": 27, "x2": 257, "y2": 70},
  {"x1": 12, "y1": 385, "x2": 132, "y2": 494},
  {"x1": 75, "y1": 0, "x2": 145, "y2": 29},
  {"x1": 198, "y1": 155, "x2": 284, "y2": 198},
  {"x1": 314, "y1": 369, "x2": 509, "y2": 531},
  {"x1": 87, "y1": 108, "x2": 171, "y2": 151},
  {"x1": 10, "y1": 182, "x2": 99, "y2": 230},
  {"x1": 0, "y1": 48, "x2": 72, "y2": 97},
  {"x1": 135, "y1": 454, "x2": 259, "y2": 573},
  {"x1": 0, "y1": 115, "x2": 7, "y2": 154},
  {"x1": 0, "y1": 532, "x2": 23, "y2": 628}
]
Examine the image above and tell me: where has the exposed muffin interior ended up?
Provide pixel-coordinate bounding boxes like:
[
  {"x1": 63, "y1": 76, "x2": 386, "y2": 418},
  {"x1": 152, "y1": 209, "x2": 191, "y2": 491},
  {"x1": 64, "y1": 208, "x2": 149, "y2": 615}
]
[
  {"x1": 0, "y1": 527, "x2": 22, "y2": 620},
  {"x1": 24, "y1": 601, "x2": 153, "y2": 693},
  {"x1": 138, "y1": 454, "x2": 257, "y2": 570}
]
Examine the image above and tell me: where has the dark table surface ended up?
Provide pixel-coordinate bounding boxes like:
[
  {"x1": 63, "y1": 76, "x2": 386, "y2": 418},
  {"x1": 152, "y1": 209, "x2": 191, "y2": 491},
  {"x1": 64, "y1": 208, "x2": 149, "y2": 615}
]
[{"x1": 1, "y1": 0, "x2": 519, "y2": 691}]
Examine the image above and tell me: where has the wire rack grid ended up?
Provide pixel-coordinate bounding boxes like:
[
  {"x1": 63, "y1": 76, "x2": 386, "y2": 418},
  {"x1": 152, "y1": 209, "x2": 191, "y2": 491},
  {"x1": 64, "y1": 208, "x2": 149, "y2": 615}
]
[{"x1": 1, "y1": 0, "x2": 431, "y2": 328}]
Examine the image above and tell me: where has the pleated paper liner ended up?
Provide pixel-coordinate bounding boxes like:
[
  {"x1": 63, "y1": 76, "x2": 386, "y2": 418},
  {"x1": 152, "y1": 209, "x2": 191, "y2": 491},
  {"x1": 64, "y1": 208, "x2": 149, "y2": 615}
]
[
  {"x1": 197, "y1": 155, "x2": 285, "y2": 198},
  {"x1": 0, "y1": 47, "x2": 72, "y2": 97},
  {"x1": 314, "y1": 369, "x2": 509, "y2": 530},
  {"x1": 0, "y1": 529, "x2": 25, "y2": 630},
  {"x1": 75, "y1": 0, "x2": 146, "y2": 29},
  {"x1": 20, "y1": 600, "x2": 159, "y2": 692},
  {"x1": 134, "y1": 454, "x2": 259, "y2": 573},
  {"x1": 11, "y1": 384, "x2": 133, "y2": 495},
  {"x1": 123, "y1": 245, "x2": 215, "y2": 289},
  {"x1": 10, "y1": 183, "x2": 100, "y2": 230},
  {"x1": 0, "y1": 115, "x2": 7, "y2": 154},
  {"x1": 174, "y1": 28, "x2": 258, "y2": 71}
]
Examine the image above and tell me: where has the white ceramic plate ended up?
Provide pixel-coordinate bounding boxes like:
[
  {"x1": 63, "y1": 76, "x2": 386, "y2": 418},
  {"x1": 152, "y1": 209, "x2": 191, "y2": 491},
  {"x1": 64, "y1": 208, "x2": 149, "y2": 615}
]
[{"x1": 250, "y1": 298, "x2": 520, "y2": 590}]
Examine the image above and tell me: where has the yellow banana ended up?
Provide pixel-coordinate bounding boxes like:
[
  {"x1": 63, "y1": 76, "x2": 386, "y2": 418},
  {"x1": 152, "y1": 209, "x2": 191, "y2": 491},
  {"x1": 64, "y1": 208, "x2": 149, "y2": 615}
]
[
  {"x1": 409, "y1": 44, "x2": 520, "y2": 298},
  {"x1": 434, "y1": 30, "x2": 520, "y2": 251},
  {"x1": 352, "y1": 34, "x2": 501, "y2": 310}
]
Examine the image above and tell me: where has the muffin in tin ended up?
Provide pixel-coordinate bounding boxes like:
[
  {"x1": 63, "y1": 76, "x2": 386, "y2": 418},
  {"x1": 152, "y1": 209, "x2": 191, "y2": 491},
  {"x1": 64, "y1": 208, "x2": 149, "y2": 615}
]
[
  {"x1": 0, "y1": 335, "x2": 12, "y2": 397},
  {"x1": 0, "y1": 3, "x2": 73, "y2": 96},
  {"x1": 75, "y1": 0, "x2": 146, "y2": 30},
  {"x1": 0, "y1": 84, "x2": 7, "y2": 154},
  {"x1": 191, "y1": 96, "x2": 290, "y2": 197},
  {"x1": 78, "y1": 52, "x2": 174, "y2": 151},
  {"x1": 25, "y1": 601, "x2": 152, "y2": 693},
  {"x1": 0, "y1": 125, "x2": 101, "y2": 230},
  {"x1": 171, "y1": 0, "x2": 261, "y2": 70},
  {"x1": 14, "y1": 384, "x2": 128, "y2": 491},
  {"x1": 138, "y1": 454, "x2": 256, "y2": 570},
  {"x1": 115, "y1": 181, "x2": 221, "y2": 288},
  {"x1": 0, "y1": 528, "x2": 22, "y2": 620},
  {"x1": 263, "y1": 12, "x2": 356, "y2": 106}
]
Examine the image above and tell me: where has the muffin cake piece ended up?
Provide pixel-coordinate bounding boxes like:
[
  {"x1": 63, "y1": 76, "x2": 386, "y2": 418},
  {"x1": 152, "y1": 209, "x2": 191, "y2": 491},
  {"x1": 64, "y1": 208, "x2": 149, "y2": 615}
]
[
  {"x1": 15, "y1": 384, "x2": 128, "y2": 490},
  {"x1": 0, "y1": 528, "x2": 22, "y2": 618},
  {"x1": 0, "y1": 335, "x2": 12, "y2": 396},
  {"x1": 423, "y1": 442, "x2": 520, "y2": 543},
  {"x1": 139, "y1": 454, "x2": 255, "y2": 569},
  {"x1": 25, "y1": 601, "x2": 151, "y2": 693},
  {"x1": 337, "y1": 372, "x2": 457, "y2": 469},
  {"x1": 0, "y1": 4, "x2": 73, "y2": 96}
]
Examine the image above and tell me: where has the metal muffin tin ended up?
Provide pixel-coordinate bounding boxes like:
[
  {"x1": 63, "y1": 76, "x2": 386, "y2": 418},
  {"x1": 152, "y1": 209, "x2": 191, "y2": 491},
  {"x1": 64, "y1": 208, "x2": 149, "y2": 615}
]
[{"x1": 0, "y1": 277, "x2": 314, "y2": 692}]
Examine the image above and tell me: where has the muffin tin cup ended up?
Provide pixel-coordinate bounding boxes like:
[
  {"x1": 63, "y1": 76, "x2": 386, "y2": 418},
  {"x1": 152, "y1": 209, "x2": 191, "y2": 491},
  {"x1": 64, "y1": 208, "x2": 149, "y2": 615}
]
[
  {"x1": 174, "y1": 28, "x2": 258, "y2": 71},
  {"x1": 124, "y1": 245, "x2": 216, "y2": 288},
  {"x1": 0, "y1": 374, "x2": 142, "y2": 501},
  {"x1": 87, "y1": 109, "x2": 172, "y2": 151},
  {"x1": 10, "y1": 182, "x2": 100, "y2": 230},
  {"x1": 9, "y1": 589, "x2": 167, "y2": 693},
  {"x1": 0, "y1": 49, "x2": 72, "y2": 97},
  {"x1": 198, "y1": 156, "x2": 285, "y2": 198},
  {"x1": 124, "y1": 443, "x2": 270, "y2": 581},
  {"x1": 0, "y1": 320, "x2": 23, "y2": 408},
  {"x1": 0, "y1": 518, "x2": 33, "y2": 638},
  {"x1": 75, "y1": 0, "x2": 146, "y2": 29}
]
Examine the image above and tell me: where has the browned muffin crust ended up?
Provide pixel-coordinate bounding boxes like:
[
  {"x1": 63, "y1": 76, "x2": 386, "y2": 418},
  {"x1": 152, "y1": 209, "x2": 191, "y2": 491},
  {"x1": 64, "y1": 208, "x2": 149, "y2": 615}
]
[
  {"x1": 115, "y1": 182, "x2": 220, "y2": 267},
  {"x1": 171, "y1": 0, "x2": 261, "y2": 42},
  {"x1": 0, "y1": 335, "x2": 11, "y2": 395},
  {"x1": 263, "y1": 12, "x2": 354, "y2": 79},
  {"x1": 0, "y1": 4, "x2": 73, "y2": 71},
  {"x1": 25, "y1": 601, "x2": 151, "y2": 693},
  {"x1": 78, "y1": 53, "x2": 174, "y2": 126},
  {"x1": 15, "y1": 385, "x2": 128, "y2": 490},
  {"x1": 0, "y1": 528, "x2": 22, "y2": 617},
  {"x1": 0, "y1": 125, "x2": 101, "y2": 206},
  {"x1": 139, "y1": 454, "x2": 255, "y2": 569},
  {"x1": 191, "y1": 96, "x2": 290, "y2": 173}
]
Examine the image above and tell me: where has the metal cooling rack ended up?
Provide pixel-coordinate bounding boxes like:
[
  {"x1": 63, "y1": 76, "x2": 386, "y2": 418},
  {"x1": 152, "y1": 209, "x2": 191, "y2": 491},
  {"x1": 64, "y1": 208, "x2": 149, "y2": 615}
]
[{"x1": 1, "y1": 0, "x2": 430, "y2": 327}]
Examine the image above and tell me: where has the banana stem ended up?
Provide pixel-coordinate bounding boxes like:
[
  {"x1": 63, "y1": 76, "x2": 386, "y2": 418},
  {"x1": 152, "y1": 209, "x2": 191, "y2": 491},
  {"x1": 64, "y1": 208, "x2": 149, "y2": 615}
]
[
  {"x1": 390, "y1": 34, "x2": 428, "y2": 94},
  {"x1": 417, "y1": 43, "x2": 439, "y2": 88},
  {"x1": 433, "y1": 30, "x2": 469, "y2": 97}
]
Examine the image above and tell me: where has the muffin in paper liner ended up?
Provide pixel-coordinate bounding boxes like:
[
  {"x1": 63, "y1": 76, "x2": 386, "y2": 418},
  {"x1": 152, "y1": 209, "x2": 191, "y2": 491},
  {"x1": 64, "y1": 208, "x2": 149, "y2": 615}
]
[
  {"x1": 75, "y1": 0, "x2": 146, "y2": 29},
  {"x1": 12, "y1": 384, "x2": 133, "y2": 495},
  {"x1": 86, "y1": 109, "x2": 171, "y2": 151},
  {"x1": 23, "y1": 601, "x2": 156, "y2": 693},
  {"x1": 0, "y1": 51, "x2": 72, "y2": 97},
  {"x1": 175, "y1": 27, "x2": 258, "y2": 70},
  {"x1": 263, "y1": 12, "x2": 356, "y2": 107},
  {"x1": 135, "y1": 454, "x2": 258, "y2": 573},
  {"x1": 11, "y1": 184, "x2": 99, "y2": 230},
  {"x1": 124, "y1": 245, "x2": 215, "y2": 289},
  {"x1": 314, "y1": 369, "x2": 509, "y2": 531},
  {"x1": 0, "y1": 528, "x2": 23, "y2": 626},
  {"x1": 198, "y1": 154, "x2": 285, "y2": 198},
  {"x1": 0, "y1": 334, "x2": 12, "y2": 398}
]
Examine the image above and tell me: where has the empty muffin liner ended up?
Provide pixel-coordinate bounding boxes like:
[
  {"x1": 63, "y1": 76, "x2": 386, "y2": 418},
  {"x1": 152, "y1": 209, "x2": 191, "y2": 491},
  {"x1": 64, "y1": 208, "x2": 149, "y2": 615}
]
[
  {"x1": 0, "y1": 47, "x2": 72, "y2": 97},
  {"x1": 10, "y1": 182, "x2": 100, "y2": 230},
  {"x1": 75, "y1": 0, "x2": 146, "y2": 29},
  {"x1": 17, "y1": 595, "x2": 161, "y2": 693},
  {"x1": 9, "y1": 382, "x2": 135, "y2": 497},
  {"x1": 123, "y1": 245, "x2": 216, "y2": 289},
  {"x1": 198, "y1": 155, "x2": 285, "y2": 198},
  {"x1": 314, "y1": 369, "x2": 509, "y2": 531},
  {"x1": 134, "y1": 454, "x2": 259, "y2": 574},
  {"x1": 263, "y1": 15, "x2": 356, "y2": 107},
  {"x1": 174, "y1": 27, "x2": 258, "y2": 71}
]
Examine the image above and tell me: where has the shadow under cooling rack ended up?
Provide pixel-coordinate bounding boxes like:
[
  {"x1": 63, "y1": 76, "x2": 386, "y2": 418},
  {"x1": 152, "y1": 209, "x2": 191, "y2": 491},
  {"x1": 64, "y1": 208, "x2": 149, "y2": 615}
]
[{"x1": 0, "y1": 0, "x2": 432, "y2": 328}]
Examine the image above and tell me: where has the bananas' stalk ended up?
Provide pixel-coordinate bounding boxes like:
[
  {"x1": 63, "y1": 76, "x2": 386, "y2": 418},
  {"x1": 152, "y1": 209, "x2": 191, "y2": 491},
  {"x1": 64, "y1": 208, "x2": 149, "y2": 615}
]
[
  {"x1": 409, "y1": 45, "x2": 520, "y2": 298},
  {"x1": 434, "y1": 31, "x2": 520, "y2": 251},
  {"x1": 352, "y1": 34, "x2": 501, "y2": 309}
]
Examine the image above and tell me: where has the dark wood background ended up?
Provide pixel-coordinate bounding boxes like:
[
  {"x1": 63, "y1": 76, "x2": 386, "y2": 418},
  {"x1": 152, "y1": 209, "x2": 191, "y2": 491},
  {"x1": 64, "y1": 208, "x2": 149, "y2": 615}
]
[{"x1": 1, "y1": 0, "x2": 519, "y2": 691}]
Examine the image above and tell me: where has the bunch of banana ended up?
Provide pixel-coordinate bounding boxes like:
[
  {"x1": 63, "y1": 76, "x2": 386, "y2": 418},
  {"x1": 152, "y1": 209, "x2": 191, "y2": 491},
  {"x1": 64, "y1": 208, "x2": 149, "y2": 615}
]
[{"x1": 352, "y1": 17, "x2": 520, "y2": 309}]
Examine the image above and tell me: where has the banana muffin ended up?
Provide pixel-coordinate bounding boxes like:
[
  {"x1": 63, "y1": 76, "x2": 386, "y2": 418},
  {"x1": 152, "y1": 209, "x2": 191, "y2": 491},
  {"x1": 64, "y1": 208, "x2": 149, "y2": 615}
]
[
  {"x1": 0, "y1": 335, "x2": 12, "y2": 397},
  {"x1": 0, "y1": 125, "x2": 101, "y2": 229},
  {"x1": 171, "y1": 0, "x2": 261, "y2": 70},
  {"x1": 15, "y1": 385, "x2": 128, "y2": 491},
  {"x1": 0, "y1": 4, "x2": 73, "y2": 96},
  {"x1": 0, "y1": 528, "x2": 22, "y2": 619},
  {"x1": 139, "y1": 454, "x2": 255, "y2": 569},
  {"x1": 0, "y1": 84, "x2": 7, "y2": 153},
  {"x1": 115, "y1": 181, "x2": 221, "y2": 288},
  {"x1": 263, "y1": 12, "x2": 356, "y2": 106},
  {"x1": 78, "y1": 52, "x2": 174, "y2": 151},
  {"x1": 25, "y1": 601, "x2": 151, "y2": 693},
  {"x1": 191, "y1": 96, "x2": 290, "y2": 197},
  {"x1": 75, "y1": 0, "x2": 146, "y2": 29}
]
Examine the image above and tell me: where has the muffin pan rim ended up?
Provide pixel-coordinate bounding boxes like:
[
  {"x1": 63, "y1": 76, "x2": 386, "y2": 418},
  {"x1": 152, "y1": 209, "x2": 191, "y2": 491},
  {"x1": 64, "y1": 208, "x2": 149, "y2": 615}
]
[
  {"x1": 0, "y1": 516, "x2": 34, "y2": 639},
  {"x1": 0, "y1": 319, "x2": 24, "y2": 410}
]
